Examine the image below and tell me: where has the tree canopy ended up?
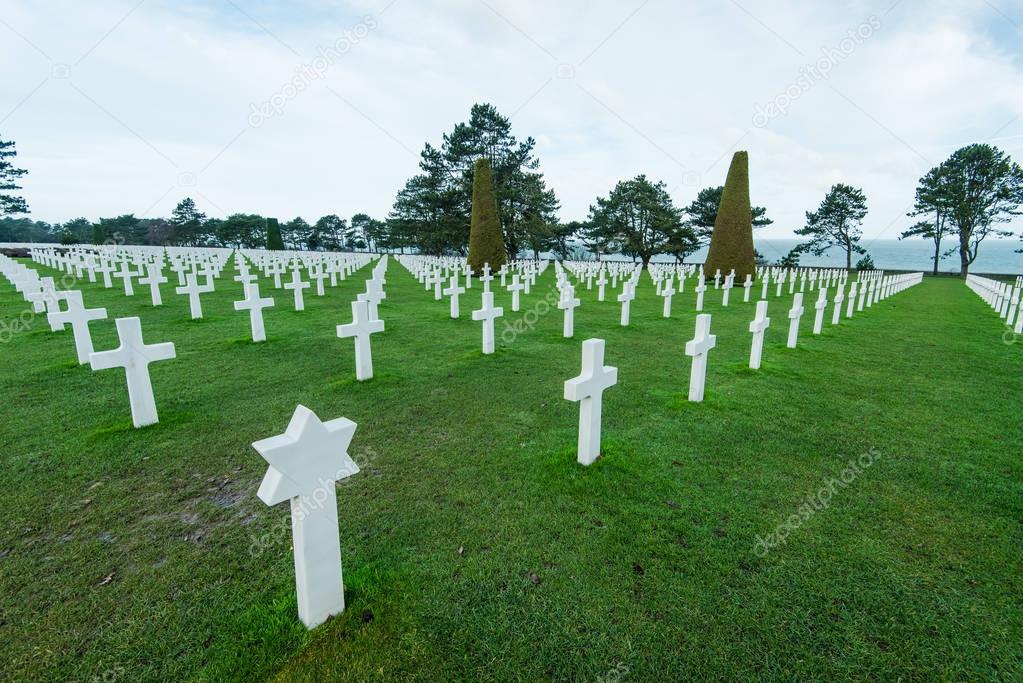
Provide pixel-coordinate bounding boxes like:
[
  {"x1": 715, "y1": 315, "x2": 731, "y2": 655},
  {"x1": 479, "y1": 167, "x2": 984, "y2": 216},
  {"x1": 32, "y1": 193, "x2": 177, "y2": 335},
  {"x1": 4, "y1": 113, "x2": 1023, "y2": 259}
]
[
  {"x1": 585, "y1": 175, "x2": 683, "y2": 268},
  {"x1": 388, "y1": 103, "x2": 559, "y2": 257},
  {"x1": 935, "y1": 144, "x2": 1023, "y2": 276},
  {"x1": 795, "y1": 183, "x2": 868, "y2": 269}
]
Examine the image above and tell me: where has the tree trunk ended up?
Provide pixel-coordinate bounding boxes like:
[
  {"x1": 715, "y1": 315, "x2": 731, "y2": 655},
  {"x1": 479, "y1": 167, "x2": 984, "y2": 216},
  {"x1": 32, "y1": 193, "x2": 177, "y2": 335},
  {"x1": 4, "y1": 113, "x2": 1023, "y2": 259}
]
[
  {"x1": 959, "y1": 235, "x2": 970, "y2": 278},
  {"x1": 932, "y1": 240, "x2": 940, "y2": 276},
  {"x1": 641, "y1": 253, "x2": 651, "y2": 270},
  {"x1": 846, "y1": 248, "x2": 852, "y2": 270}
]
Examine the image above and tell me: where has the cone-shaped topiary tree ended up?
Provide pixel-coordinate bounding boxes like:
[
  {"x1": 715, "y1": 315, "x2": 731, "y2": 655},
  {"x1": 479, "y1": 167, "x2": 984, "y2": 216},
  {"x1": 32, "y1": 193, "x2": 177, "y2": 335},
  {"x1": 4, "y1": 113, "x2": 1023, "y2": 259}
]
[
  {"x1": 467, "y1": 157, "x2": 507, "y2": 274},
  {"x1": 266, "y1": 217, "x2": 285, "y2": 250},
  {"x1": 703, "y1": 151, "x2": 756, "y2": 280}
]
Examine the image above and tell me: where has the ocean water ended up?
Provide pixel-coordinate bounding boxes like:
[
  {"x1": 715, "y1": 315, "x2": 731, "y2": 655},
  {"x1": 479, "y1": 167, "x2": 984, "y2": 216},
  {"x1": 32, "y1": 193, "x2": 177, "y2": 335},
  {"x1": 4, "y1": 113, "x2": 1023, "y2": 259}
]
[{"x1": 649, "y1": 238, "x2": 1023, "y2": 275}]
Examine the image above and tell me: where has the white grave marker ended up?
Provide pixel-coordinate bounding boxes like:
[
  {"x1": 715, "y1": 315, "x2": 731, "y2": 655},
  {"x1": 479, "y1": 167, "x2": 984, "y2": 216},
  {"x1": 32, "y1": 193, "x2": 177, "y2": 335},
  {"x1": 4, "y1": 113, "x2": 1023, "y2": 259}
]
[
  {"x1": 787, "y1": 293, "x2": 804, "y2": 348},
  {"x1": 234, "y1": 282, "x2": 275, "y2": 342},
  {"x1": 89, "y1": 317, "x2": 176, "y2": 428},
  {"x1": 564, "y1": 338, "x2": 618, "y2": 466},
  {"x1": 336, "y1": 300, "x2": 385, "y2": 380},
  {"x1": 49, "y1": 290, "x2": 107, "y2": 364},
  {"x1": 253, "y1": 405, "x2": 360, "y2": 629},
  {"x1": 684, "y1": 314, "x2": 716, "y2": 402},
  {"x1": 748, "y1": 300, "x2": 770, "y2": 370},
  {"x1": 471, "y1": 291, "x2": 503, "y2": 354}
]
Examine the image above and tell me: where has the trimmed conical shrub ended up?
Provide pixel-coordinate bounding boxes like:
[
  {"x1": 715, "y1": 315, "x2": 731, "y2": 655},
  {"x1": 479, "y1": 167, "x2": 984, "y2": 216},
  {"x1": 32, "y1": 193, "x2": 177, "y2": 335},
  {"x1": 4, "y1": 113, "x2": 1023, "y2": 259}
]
[
  {"x1": 266, "y1": 217, "x2": 285, "y2": 250},
  {"x1": 467, "y1": 157, "x2": 506, "y2": 274},
  {"x1": 704, "y1": 151, "x2": 756, "y2": 281}
]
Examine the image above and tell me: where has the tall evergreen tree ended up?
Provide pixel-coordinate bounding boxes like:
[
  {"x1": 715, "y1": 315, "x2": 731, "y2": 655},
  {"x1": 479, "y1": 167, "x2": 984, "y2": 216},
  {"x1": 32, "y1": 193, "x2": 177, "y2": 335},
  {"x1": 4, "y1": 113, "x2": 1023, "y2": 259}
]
[
  {"x1": 684, "y1": 183, "x2": 772, "y2": 246},
  {"x1": 170, "y1": 198, "x2": 207, "y2": 246},
  {"x1": 795, "y1": 183, "x2": 868, "y2": 270},
  {"x1": 352, "y1": 213, "x2": 388, "y2": 252},
  {"x1": 704, "y1": 152, "x2": 757, "y2": 280},
  {"x1": 467, "y1": 158, "x2": 506, "y2": 272},
  {"x1": 0, "y1": 135, "x2": 29, "y2": 216},
  {"x1": 937, "y1": 144, "x2": 1023, "y2": 277},
  {"x1": 315, "y1": 214, "x2": 348, "y2": 251},
  {"x1": 901, "y1": 165, "x2": 954, "y2": 275},
  {"x1": 283, "y1": 217, "x2": 311, "y2": 250},
  {"x1": 586, "y1": 175, "x2": 681, "y2": 268},
  {"x1": 389, "y1": 103, "x2": 558, "y2": 256},
  {"x1": 266, "y1": 217, "x2": 285, "y2": 250}
]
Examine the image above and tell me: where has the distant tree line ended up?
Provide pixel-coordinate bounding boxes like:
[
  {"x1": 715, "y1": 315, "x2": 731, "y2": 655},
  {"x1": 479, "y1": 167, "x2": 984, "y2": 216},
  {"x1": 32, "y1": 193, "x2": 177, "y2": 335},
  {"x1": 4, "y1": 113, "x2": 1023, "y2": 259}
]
[
  {"x1": 0, "y1": 196, "x2": 389, "y2": 252},
  {"x1": 3, "y1": 118, "x2": 1020, "y2": 274}
]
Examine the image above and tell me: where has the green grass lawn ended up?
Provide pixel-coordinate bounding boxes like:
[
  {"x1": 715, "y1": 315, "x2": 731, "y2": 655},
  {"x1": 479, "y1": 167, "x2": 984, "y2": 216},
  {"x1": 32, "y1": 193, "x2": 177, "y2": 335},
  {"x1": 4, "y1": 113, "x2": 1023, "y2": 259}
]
[{"x1": 1, "y1": 260, "x2": 1021, "y2": 681}]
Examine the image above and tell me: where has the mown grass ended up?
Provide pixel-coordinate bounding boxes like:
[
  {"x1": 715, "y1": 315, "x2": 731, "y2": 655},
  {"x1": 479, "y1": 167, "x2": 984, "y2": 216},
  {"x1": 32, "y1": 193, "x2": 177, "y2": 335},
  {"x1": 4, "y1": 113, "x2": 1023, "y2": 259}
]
[{"x1": 0, "y1": 259, "x2": 1021, "y2": 681}]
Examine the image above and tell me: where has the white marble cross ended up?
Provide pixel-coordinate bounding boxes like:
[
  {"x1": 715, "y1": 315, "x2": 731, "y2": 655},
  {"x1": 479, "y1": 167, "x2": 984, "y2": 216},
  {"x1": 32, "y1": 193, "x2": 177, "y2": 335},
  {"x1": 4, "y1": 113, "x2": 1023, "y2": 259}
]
[
  {"x1": 558, "y1": 284, "x2": 581, "y2": 338},
  {"x1": 49, "y1": 290, "x2": 107, "y2": 364},
  {"x1": 748, "y1": 300, "x2": 770, "y2": 370},
  {"x1": 596, "y1": 270, "x2": 608, "y2": 302},
  {"x1": 661, "y1": 281, "x2": 676, "y2": 318},
  {"x1": 685, "y1": 313, "x2": 716, "y2": 402},
  {"x1": 479, "y1": 263, "x2": 494, "y2": 293},
  {"x1": 233, "y1": 266, "x2": 257, "y2": 288},
  {"x1": 443, "y1": 274, "x2": 465, "y2": 318},
  {"x1": 564, "y1": 338, "x2": 618, "y2": 466},
  {"x1": 471, "y1": 291, "x2": 503, "y2": 354},
  {"x1": 310, "y1": 266, "x2": 328, "y2": 297},
  {"x1": 337, "y1": 299, "x2": 385, "y2": 380},
  {"x1": 743, "y1": 274, "x2": 753, "y2": 303},
  {"x1": 357, "y1": 278, "x2": 386, "y2": 321},
  {"x1": 253, "y1": 405, "x2": 360, "y2": 629},
  {"x1": 89, "y1": 317, "x2": 176, "y2": 427},
  {"x1": 832, "y1": 286, "x2": 845, "y2": 325},
  {"x1": 431, "y1": 270, "x2": 443, "y2": 301},
  {"x1": 175, "y1": 273, "x2": 214, "y2": 319},
  {"x1": 846, "y1": 282, "x2": 858, "y2": 318},
  {"x1": 139, "y1": 263, "x2": 168, "y2": 306},
  {"x1": 234, "y1": 282, "x2": 275, "y2": 342},
  {"x1": 787, "y1": 293, "x2": 804, "y2": 348},
  {"x1": 113, "y1": 260, "x2": 138, "y2": 296},
  {"x1": 617, "y1": 282, "x2": 635, "y2": 326},
  {"x1": 507, "y1": 274, "x2": 524, "y2": 312},
  {"x1": 721, "y1": 276, "x2": 733, "y2": 306},
  {"x1": 285, "y1": 267, "x2": 311, "y2": 311},
  {"x1": 695, "y1": 274, "x2": 707, "y2": 312},
  {"x1": 812, "y1": 287, "x2": 828, "y2": 335}
]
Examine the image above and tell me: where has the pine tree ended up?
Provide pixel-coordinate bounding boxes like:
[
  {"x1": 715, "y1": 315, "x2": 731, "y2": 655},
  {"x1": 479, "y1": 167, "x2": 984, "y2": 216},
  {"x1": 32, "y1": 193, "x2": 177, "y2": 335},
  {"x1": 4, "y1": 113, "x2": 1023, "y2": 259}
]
[
  {"x1": 703, "y1": 151, "x2": 756, "y2": 280},
  {"x1": 467, "y1": 158, "x2": 506, "y2": 273},
  {"x1": 0, "y1": 135, "x2": 29, "y2": 216}
]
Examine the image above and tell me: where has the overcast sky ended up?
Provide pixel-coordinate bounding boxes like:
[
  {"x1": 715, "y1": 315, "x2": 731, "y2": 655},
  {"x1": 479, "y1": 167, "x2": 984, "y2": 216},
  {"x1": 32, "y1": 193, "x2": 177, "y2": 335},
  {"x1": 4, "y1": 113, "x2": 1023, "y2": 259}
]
[{"x1": 2, "y1": 0, "x2": 1022, "y2": 239}]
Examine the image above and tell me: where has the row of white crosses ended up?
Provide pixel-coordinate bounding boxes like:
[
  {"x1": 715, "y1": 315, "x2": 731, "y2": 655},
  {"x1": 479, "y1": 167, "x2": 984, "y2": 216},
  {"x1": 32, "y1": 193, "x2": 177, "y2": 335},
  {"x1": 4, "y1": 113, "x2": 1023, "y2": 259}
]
[
  {"x1": 0, "y1": 257, "x2": 172, "y2": 428},
  {"x1": 396, "y1": 256, "x2": 555, "y2": 352},
  {"x1": 682, "y1": 272, "x2": 926, "y2": 403},
  {"x1": 965, "y1": 274, "x2": 1023, "y2": 334},
  {"x1": 9, "y1": 246, "x2": 383, "y2": 428},
  {"x1": 558, "y1": 269, "x2": 921, "y2": 467},
  {"x1": 33, "y1": 245, "x2": 375, "y2": 323}
]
